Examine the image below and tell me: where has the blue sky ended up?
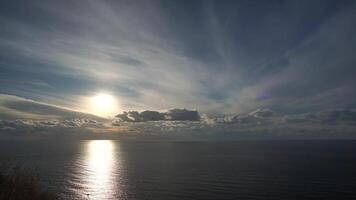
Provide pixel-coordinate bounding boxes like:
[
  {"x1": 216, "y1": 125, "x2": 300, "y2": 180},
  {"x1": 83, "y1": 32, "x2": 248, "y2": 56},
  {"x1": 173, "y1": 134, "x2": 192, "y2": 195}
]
[{"x1": 0, "y1": 0, "x2": 355, "y2": 116}]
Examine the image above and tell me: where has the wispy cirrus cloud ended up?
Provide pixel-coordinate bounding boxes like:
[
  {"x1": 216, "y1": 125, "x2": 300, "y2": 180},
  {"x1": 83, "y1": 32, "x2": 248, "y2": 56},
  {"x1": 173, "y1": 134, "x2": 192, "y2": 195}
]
[
  {"x1": 0, "y1": 0, "x2": 355, "y2": 116},
  {"x1": 0, "y1": 94, "x2": 104, "y2": 121}
]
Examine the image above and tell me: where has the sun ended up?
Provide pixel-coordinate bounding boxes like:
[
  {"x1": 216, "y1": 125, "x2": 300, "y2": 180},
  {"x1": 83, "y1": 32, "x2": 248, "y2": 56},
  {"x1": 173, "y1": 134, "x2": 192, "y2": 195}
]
[{"x1": 89, "y1": 93, "x2": 119, "y2": 118}]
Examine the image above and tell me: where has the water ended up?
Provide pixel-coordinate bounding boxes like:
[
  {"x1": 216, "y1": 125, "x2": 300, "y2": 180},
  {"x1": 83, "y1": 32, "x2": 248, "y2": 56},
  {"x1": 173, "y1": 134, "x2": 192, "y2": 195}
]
[{"x1": 0, "y1": 140, "x2": 356, "y2": 199}]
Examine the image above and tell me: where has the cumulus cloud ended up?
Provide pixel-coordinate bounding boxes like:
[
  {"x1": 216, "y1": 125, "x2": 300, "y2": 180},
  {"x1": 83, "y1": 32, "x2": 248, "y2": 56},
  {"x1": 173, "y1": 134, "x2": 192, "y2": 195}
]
[
  {"x1": 0, "y1": 93, "x2": 355, "y2": 140},
  {"x1": 0, "y1": 118, "x2": 103, "y2": 130},
  {"x1": 115, "y1": 108, "x2": 200, "y2": 122},
  {"x1": 1, "y1": 103, "x2": 355, "y2": 139},
  {"x1": 206, "y1": 108, "x2": 356, "y2": 126},
  {"x1": 108, "y1": 108, "x2": 356, "y2": 140}
]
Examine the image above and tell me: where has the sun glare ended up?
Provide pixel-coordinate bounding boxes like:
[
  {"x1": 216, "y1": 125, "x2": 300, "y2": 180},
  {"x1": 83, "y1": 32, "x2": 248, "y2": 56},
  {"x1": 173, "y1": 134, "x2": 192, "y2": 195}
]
[
  {"x1": 82, "y1": 140, "x2": 118, "y2": 199},
  {"x1": 89, "y1": 93, "x2": 119, "y2": 118}
]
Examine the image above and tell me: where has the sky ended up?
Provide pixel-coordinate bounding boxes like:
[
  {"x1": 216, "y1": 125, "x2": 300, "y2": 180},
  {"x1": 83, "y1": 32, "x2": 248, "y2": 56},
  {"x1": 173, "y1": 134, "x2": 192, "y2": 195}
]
[{"x1": 0, "y1": 0, "x2": 356, "y2": 119}]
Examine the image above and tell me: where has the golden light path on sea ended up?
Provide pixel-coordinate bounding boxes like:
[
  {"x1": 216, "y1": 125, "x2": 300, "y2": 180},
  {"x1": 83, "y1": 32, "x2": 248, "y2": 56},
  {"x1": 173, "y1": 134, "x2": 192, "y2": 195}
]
[{"x1": 75, "y1": 140, "x2": 127, "y2": 199}]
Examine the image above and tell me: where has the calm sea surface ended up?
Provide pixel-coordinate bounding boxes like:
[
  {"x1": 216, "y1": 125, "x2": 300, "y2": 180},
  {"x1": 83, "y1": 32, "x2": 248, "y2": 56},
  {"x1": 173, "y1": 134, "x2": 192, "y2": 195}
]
[{"x1": 0, "y1": 140, "x2": 356, "y2": 199}]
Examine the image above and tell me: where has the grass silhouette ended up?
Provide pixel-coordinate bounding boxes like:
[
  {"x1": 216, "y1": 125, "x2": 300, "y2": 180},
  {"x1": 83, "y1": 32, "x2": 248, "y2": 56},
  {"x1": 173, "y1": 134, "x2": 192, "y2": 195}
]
[{"x1": 0, "y1": 167, "x2": 58, "y2": 200}]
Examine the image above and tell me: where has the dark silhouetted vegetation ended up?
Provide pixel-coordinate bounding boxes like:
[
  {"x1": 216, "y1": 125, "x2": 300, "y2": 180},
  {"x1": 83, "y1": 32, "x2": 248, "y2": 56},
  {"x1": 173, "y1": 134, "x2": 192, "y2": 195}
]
[{"x1": 0, "y1": 168, "x2": 58, "y2": 200}]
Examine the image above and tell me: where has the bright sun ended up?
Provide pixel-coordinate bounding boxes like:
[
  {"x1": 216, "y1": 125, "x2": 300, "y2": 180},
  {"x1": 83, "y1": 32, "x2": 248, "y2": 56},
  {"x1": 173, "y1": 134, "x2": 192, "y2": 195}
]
[{"x1": 89, "y1": 93, "x2": 119, "y2": 118}]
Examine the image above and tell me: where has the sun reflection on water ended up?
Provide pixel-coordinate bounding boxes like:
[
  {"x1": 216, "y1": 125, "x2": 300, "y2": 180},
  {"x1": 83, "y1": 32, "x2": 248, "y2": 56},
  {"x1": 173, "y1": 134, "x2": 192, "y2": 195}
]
[
  {"x1": 88, "y1": 140, "x2": 114, "y2": 174},
  {"x1": 80, "y1": 140, "x2": 119, "y2": 199}
]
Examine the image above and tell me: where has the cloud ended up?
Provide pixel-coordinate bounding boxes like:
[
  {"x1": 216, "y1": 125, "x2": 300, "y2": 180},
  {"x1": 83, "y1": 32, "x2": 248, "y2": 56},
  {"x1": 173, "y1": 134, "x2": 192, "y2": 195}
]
[
  {"x1": 282, "y1": 110, "x2": 356, "y2": 125},
  {"x1": 0, "y1": 94, "x2": 105, "y2": 121},
  {"x1": 0, "y1": 1, "x2": 354, "y2": 115},
  {"x1": 0, "y1": 94, "x2": 109, "y2": 137},
  {"x1": 0, "y1": 1, "x2": 356, "y2": 141},
  {"x1": 0, "y1": 118, "x2": 103, "y2": 130},
  {"x1": 115, "y1": 108, "x2": 200, "y2": 122},
  {"x1": 0, "y1": 99, "x2": 355, "y2": 140},
  {"x1": 111, "y1": 107, "x2": 356, "y2": 140}
]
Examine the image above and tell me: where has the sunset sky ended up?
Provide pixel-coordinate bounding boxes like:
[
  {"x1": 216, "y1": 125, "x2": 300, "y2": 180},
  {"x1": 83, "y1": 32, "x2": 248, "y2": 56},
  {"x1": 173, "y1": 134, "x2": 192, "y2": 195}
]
[
  {"x1": 0, "y1": 0, "x2": 355, "y2": 117},
  {"x1": 1, "y1": 2, "x2": 356, "y2": 200}
]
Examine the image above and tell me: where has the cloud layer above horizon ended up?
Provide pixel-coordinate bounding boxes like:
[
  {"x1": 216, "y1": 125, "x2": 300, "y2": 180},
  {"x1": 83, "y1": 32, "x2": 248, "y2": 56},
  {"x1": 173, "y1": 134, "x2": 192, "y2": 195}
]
[
  {"x1": 1, "y1": 94, "x2": 355, "y2": 140},
  {"x1": 0, "y1": 0, "x2": 356, "y2": 115}
]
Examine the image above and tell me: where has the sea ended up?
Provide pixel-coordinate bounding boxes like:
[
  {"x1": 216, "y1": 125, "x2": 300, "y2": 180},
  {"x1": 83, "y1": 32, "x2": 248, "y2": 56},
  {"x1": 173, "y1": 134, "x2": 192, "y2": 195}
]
[{"x1": 0, "y1": 139, "x2": 356, "y2": 199}]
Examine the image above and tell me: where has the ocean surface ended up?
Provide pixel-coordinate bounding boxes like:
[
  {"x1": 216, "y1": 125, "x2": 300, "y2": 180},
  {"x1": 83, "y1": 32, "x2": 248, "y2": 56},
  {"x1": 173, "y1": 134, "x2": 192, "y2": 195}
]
[{"x1": 0, "y1": 139, "x2": 356, "y2": 199}]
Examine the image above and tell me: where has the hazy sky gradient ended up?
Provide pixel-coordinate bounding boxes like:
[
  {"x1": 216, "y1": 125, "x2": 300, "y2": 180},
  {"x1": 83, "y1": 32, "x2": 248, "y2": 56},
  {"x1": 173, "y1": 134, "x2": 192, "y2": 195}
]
[{"x1": 0, "y1": 0, "x2": 355, "y2": 116}]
